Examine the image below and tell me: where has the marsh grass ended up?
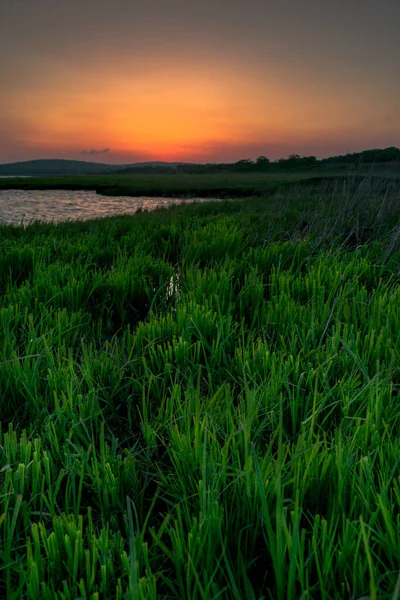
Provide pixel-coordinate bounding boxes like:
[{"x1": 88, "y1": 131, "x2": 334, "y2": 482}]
[
  {"x1": 1, "y1": 167, "x2": 398, "y2": 199},
  {"x1": 1, "y1": 176, "x2": 400, "y2": 598},
  {"x1": 0, "y1": 172, "x2": 313, "y2": 198}
]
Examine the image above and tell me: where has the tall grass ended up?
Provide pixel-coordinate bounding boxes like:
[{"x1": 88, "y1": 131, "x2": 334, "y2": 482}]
[
  {"x1": 1, "y1": 167, "x2": 398, "y2": 198},
  {"x1": 1, "y1": 177, "x2": 400, "y2": 598}
]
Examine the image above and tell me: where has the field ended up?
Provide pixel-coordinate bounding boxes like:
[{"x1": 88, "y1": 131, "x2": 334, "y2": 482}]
[
  {"x1": 1, "y1": 166, "x2": 399, "y2": 198},
  {"x1": 0, "y1": 172, "x2": 323, "y2": 198},
  {"x1": 1, "y1": 175, "x2": 400, "y2": 599}
]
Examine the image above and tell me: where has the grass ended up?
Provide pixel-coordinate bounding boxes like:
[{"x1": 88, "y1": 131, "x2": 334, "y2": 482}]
[
  {"x1": 0, "y1": 171, "x2": 315, "y2": 198},
  {"x1": 1, "y1": 176, "x2": 400, "y2": 598},
  {"x1": 1, "y1": 167, "x2": 399, "y2": 198}
]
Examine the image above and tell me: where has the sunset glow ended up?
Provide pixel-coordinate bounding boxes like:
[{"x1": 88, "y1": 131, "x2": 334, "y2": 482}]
[{"x1": 1, "y1": 0, "x2": 399, "y2": 164}]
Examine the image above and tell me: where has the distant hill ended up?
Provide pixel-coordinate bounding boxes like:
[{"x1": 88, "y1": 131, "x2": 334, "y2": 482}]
[
  {"x1": 0, "y1": 148, "x2": 399, "y2": 176},
  {"x1": 0, "y1": 159, "x2": 182, "y2": 176},
  {"x1": 0, "y1": 159, "x2": 120, "y2": 176},
  {"x1": 114, "y1": 162, "x2": 186, "y2": 174}
]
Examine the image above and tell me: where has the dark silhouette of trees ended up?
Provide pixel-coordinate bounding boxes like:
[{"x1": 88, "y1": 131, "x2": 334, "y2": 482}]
[
  {"x1": 114, "y1": 147, "x2": 400, "y2": 175},
  {"x1": 255, "y1": 156, "x2": 270, "y2": 171}
]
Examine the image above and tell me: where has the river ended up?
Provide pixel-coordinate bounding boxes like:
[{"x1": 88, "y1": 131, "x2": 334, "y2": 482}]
[{"x1": 0, "y1": 189, "x2": 218, "y2": 225}]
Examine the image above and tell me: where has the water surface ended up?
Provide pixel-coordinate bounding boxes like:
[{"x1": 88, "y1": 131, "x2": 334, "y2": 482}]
[{"x1": 0, "y1": 189, "x2": 218, "y2": 225}]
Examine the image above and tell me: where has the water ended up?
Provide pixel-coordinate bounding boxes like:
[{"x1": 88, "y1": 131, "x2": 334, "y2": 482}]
[{"x1": 0, "y1": 189, "x2": 218, "y2": 225}]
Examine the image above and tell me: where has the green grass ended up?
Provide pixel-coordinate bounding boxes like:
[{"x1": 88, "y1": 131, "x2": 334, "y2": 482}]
[
  {"x1": 2, "y1": 168, "x2": 398, "y2": 198},
  {"x1": 0, "y1": 171, "x2": 315, "y2": 198},
  {"x1": 1, "y1": 178, "x2": 400, "y2": 598}
]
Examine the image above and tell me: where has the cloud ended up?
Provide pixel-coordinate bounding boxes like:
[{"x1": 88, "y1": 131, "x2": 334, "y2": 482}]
[{"x1": 80, "y1": 148, "x2": 110, "y2": 155}]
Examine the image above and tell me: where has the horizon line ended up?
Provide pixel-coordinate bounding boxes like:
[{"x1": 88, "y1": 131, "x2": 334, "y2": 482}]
[{"x1": 1, "y1": 145, "x2": 400, "y2": 167}]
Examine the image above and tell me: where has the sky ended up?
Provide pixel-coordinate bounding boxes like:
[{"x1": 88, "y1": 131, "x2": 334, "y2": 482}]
[{"x1": 1, "y1": 0, "x2": 399, "y2": 164}]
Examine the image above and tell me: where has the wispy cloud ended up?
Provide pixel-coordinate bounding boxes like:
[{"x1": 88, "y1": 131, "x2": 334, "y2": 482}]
[{"x1": 80, "y1": 148, "x2": 110, "y2": 155}]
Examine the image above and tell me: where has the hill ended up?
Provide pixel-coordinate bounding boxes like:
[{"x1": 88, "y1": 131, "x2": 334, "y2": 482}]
[
  {"x1": 0, "y1": 159, "x2": 182, "y2": 176},
  {"x1": 0, "y1": 159, "x2": 120, "y2": 176},
  {"x1": 0, "y1": 147, "x2": 399, "y2": 176}
]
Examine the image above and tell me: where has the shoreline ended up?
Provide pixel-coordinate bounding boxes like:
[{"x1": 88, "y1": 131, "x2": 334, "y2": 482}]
[{"x1": 0, "y1": 170, "x2": 398, "y2": 199}]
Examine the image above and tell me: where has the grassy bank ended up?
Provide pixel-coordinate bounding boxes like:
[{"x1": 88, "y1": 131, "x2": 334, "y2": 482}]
[
  {"x1": 0, "y1": 172, "x2": 317, "y2": 198},
  {"x1": 1, "y1": 179, "x2": 400, "y2": 599},
  {"x1": 2, "y1": 169, "x2": 398, "y2": 198}
]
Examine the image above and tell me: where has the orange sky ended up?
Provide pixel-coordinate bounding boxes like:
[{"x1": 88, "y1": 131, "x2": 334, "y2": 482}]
[{"x1": 1, "y1": 0, "x2": 399, "y2": 163}]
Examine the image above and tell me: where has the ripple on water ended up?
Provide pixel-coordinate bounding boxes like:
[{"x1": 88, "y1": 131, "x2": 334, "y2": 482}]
[{"x1": 0, "y1": 190, "x2": 219, "y2": 225}]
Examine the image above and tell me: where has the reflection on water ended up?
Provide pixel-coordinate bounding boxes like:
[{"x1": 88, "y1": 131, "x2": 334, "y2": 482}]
[{"x1": 0, "y1": 189, "x2": 219, "y2": 225}]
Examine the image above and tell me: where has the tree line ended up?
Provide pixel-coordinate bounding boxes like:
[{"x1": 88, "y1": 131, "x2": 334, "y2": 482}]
[{"x1": 117, "y1": 147, "x2": 400, "y2": 175}]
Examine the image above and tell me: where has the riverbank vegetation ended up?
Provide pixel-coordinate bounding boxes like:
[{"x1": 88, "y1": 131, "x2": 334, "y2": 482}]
[
  {"x1": 1, "y1": 176, "x2": 400, "y2": 598},
  {"x1": 0, "y1": 166, "x2": 399, "y2": 199}
]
